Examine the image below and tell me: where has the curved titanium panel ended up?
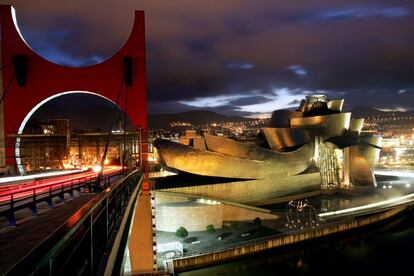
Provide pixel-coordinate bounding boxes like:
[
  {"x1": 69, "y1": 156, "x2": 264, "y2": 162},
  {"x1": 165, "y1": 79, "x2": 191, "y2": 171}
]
[
  {"x1": 263, "y1": 128, "x2": 311, "y2": 151},
  {"x1": 359, "y1": 136, "x2": 383, "y2": 167},
  {"x1": 204, "y1": 133, "x2": 270, "y2": 160},
  {"x1": 349, "y1": 118, "x2": 364, "y2": 134},
  {"x1": 290, "y1": 113, "x2": 351, "y2": 137},
  {"x1": 349, "y1": 146, "x2": 376, "y2": 186},
  {"x1": 290, "y1": 114, "x2": 328, "y2": 130},
  {"x1": 154, "y1": 138, "x2": 314, "y2": 179},
  {"x1": 325, "y1": 113, "x2": 351, "y2": 137},
  {"x1": 268, "y1": 110, "x2": 303, "y2": 128},
  {"x1": 298, "y1": 100, "x2": 307, "y2": 113},
  {"x1": 327, "y1": 99, "x2": 344, "y2": 112}
]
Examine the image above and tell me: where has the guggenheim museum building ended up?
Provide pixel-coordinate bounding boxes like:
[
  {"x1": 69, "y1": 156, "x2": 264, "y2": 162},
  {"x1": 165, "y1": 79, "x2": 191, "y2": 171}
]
[{"x1": 154, "y1": 95, "x2": 382, "y2": 206}]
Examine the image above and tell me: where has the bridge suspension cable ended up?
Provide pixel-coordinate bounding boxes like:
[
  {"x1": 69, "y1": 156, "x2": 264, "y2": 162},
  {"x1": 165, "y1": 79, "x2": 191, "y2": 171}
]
[{"x1": 99, "y1": 73, "x2": 125, "y2": 178}]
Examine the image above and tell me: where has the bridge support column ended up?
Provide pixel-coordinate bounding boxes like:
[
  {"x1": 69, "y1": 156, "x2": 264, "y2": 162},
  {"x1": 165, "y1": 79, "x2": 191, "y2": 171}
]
[
  {"x1": 29, "y1": 204, "x2": 38, "y2": 216},
  {"x1": 58, "y1": 193, "x2": 65, "y2": 203},
  {"x1": 46, "y1": 198, "x2": 54, "y2": 209},
  {"x1": 6, "y1": 211, "x2": 16, "y2": 226}
]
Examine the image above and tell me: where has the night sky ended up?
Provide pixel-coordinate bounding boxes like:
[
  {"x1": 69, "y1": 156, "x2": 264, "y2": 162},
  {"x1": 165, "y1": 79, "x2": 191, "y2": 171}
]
[{"x1": 6, "y1": 0, "x2": 414, "y2": 117}]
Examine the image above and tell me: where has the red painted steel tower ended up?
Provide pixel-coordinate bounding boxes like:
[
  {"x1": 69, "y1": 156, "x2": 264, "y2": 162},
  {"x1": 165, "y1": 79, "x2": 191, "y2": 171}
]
[{"x1": 0, "y1": 5, "x2": 148, "y2": 177}]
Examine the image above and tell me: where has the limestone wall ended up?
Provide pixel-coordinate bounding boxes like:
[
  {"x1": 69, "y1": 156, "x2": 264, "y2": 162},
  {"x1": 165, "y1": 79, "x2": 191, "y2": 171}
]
[
  {"x1": 156, "y1": 203, "x2": 223, "y2": 232},
  {"x1": 155, "y1": 192, "x2": 279, "y2": 232},
  {"x1": 222, "y1": 204, "x2": 276, "y2": 222},
  {"x1": 155, "y1": 193, "x2": 190, "y2": 204}
]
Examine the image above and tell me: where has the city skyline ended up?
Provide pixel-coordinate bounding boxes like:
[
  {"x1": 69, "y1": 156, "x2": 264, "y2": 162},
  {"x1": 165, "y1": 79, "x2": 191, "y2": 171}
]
[{"x1": 6, "y1": 0, "x2": 414, "y2": 117}]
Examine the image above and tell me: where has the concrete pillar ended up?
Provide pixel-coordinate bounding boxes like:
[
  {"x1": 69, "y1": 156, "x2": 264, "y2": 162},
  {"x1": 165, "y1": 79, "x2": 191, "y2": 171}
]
[{"x1": 343, "y1": 147, "x2": 350, "y2": 187}]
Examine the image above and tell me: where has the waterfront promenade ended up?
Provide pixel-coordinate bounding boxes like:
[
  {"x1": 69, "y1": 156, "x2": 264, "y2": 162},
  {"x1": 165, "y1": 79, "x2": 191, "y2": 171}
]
[{"x1": 169, "y1": 206, "x2": 408, "y2": 272}]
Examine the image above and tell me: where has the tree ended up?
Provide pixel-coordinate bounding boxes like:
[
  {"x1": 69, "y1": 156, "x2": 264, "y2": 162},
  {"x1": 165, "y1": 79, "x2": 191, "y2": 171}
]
[
  {"x1": 253, "y1": 217, "x2": 262, "y2": 229},
  {"x1": 206, "y1": 224, "x2": 216, "y2": 233},
  {"x1": 175, "y1": 226, "x2": 188, "y2": 240}
]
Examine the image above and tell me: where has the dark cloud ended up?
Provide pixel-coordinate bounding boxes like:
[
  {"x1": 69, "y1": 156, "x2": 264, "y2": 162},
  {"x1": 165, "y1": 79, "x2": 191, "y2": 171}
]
[
  {"x1": 148, "y1": 101, "x2": 197, "y2": 114},
  {"x1": 8, "y1": 0, "x2": 414, "y2": 116},
  {"x1": 226, "y1": 63, "x2": 254, "y2": 70},
  {"x1": 320, "y1": 89, "x2": 414, "y2": 112},
  {"x1": 203, "y1": 105, "x2": 253, "y2": 117},
  {"x1": 147, "y1": 68, "x2": 229, "y2": 102},
  {"x1": 317, "y1": 6, "x2": 410, "y2": 20}
]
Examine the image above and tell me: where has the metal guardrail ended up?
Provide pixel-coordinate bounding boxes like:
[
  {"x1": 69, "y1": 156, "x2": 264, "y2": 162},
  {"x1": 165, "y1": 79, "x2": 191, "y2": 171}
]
[
  {"x1": 4, "y1": 168, "x2": 144, "y2": 276},
  {"x1": 0, "y1": 170, "x2": 121, "y2": 226}
]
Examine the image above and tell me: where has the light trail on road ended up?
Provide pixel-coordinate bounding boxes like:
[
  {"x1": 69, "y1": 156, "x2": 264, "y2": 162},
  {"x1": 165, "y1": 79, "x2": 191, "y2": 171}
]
[
  {"x1": 0, "y1": 168, "x2": 88, "y2": 185},
  {"x1": 0, "y1": 166, "x2": 122, "y2": 204}
]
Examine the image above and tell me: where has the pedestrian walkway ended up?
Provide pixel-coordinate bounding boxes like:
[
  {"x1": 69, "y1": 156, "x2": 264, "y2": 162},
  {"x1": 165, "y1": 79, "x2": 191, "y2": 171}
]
[{"x1": 128, "y1": 193, "x2": 155, "y2": 274}]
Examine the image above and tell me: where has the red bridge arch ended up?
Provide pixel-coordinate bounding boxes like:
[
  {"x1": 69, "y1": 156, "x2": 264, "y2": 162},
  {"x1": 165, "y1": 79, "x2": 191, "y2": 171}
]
[{"x1": 0, "y1": 5, "x2": 148, "y2": 175}]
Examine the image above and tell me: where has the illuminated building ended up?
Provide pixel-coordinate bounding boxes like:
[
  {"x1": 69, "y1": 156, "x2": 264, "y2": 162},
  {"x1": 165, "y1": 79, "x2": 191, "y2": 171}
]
[
  {"x1": 9, "y1": 119, "x2": 141, "y2": 173},
  {"x1": 154, "y1": 95, "x2": 382, "y2": 205}
]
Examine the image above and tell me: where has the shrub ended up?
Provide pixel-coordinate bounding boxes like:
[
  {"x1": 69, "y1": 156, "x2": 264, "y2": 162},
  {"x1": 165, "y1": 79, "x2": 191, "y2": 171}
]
[
  {"x1": 206, "y1": 224, "x2": 216, "y2": 233},
  {"x1": 175, "y1": 226, "x2": 188, "y2": 240}
]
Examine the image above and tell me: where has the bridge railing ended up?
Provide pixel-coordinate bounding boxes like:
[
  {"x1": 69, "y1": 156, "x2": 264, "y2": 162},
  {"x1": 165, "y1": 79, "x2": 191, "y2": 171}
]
[
  {"x1": 0, "y1": 170, "x2": 121, "y2": 226},
  {"x1": 4, "y1": 168, "x2": 144, "y2": 276}
]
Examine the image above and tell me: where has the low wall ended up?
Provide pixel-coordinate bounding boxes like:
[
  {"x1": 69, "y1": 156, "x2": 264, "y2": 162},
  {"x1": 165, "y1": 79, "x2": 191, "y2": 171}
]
[
  {"x1": 155, "y1": 192, "x2": 278, "y2": 232},
  {"x1": 171, "y1": 206, "x2": 406, "y2": 272},
  {"x1": 155, "y1": 193, "x2": 190, "y2": 204},
  {"x1": 156, "y1": 202, "x2": 222, "y2": 232},
  {"x1": 222, "y1": 204, "x2": 276, "y2": 222}
]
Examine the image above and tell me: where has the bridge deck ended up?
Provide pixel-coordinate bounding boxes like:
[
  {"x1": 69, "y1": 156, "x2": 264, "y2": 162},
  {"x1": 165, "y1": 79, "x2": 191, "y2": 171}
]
[{"x1": 0, "y1": 194, "x2": 96, "y2": 275}]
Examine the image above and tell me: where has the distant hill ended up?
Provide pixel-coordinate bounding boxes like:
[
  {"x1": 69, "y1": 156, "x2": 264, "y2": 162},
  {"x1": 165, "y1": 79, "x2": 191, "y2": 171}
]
[
  {"x1": 149, "y1": 106, "x2": 414, "y2": 130},
  {"x1": 148, "y1": 110, "x2": 252, "y2": 129},
  {"x1": 349, "y1": 106, "x2": 385, "y2": 118},
  {"x1": 350, "y1": 106, "x2": 414, "y2": 118}
]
